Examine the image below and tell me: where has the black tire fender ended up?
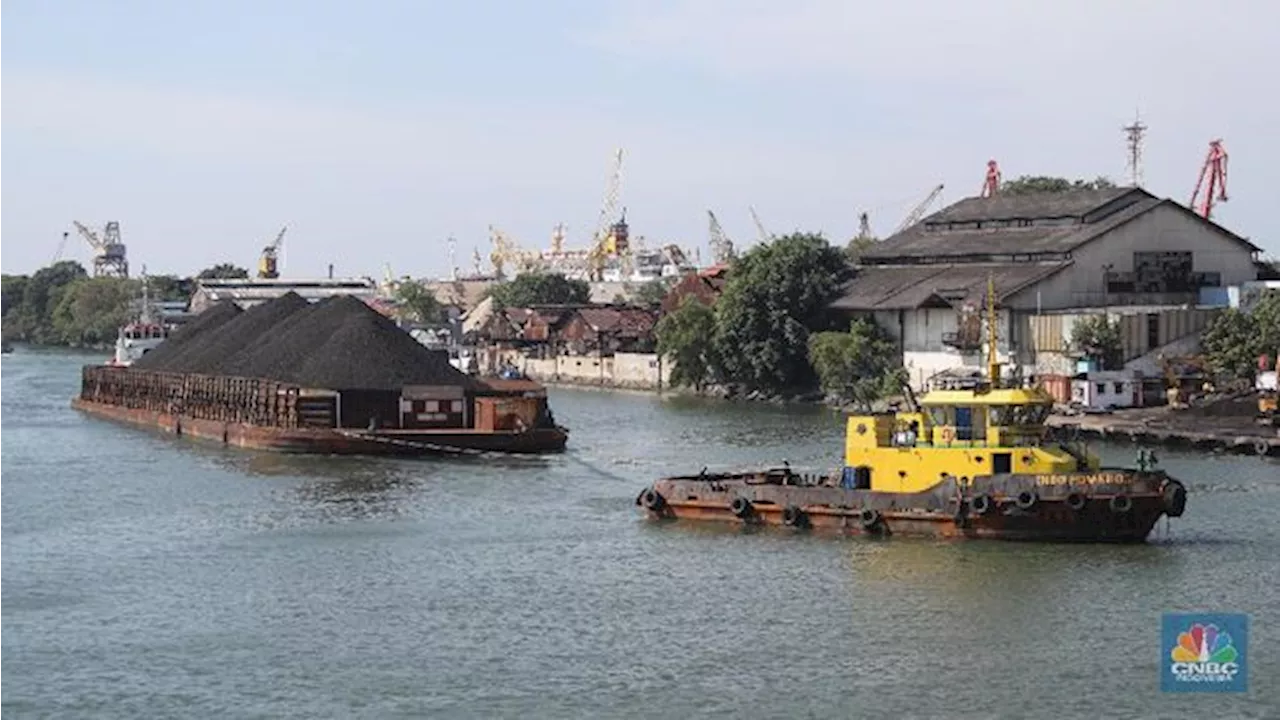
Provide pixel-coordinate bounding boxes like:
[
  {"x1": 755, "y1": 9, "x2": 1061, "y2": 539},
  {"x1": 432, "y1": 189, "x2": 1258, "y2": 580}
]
[
  {"x1": 970, "y1": 494, "x2": 993, "y2": 515},
  {"x1": 859, "y1": 508, "x2": 882, "y2": 530},
  {"x1": 730, "y1": 496, "x2": 753, "y2": 518},
  {"x1": 1110, "y1": 494, "x2": 1133, "y2": 514},
  {"x1": 1015, "y1": 490, "x2": 1038, "y2": 511},
  {"x1": 640, "y1": 487, "x2": 665, "y2": 511},
  {"x1": 1066, "y1": 492, "x2": 1088, "y2": 512},
  {"x1": 781, "y1": 504, "x2": 807, "y2": 527},
  {"x1": 1162, "y1": 481, "x2": 1187, "y2": 518}
]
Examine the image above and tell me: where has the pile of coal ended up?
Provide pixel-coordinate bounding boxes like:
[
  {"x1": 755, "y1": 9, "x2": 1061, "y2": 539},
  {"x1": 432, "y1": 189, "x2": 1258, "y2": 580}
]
[
  {"x1": 159, "y1": 292, "x2": 311, "y2": 374},
  {"x1": 131, "y1": 301, "x2": 241, "y2": 371},
  {"x1": 134, "y1": 292, "x2": 474, "y2": 391}
]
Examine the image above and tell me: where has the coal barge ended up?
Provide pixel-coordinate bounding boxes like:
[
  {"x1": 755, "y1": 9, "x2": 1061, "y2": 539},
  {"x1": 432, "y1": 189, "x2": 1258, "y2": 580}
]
[
  {"x1": 637, "y1": 282, "x2": 1188, "y2": 542},
  {"x1": 74, "y1": 293, "x2": 567, "y2": 455}
]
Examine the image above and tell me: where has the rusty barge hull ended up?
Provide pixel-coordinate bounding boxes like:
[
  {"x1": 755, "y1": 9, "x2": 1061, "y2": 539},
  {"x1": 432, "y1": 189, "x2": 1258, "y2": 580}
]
[
  {"x1": 639, "y1": 469, "x2": 1185, "y2": 543},
  {"x1": 72, "y1": 398, "x2": 567, "y2": 455}
]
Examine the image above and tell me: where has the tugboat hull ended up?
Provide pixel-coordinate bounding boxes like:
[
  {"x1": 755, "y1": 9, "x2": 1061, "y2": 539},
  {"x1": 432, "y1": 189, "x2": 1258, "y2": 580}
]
[{"x1": 638, "y1": 469, "x2": 1186, "y2": 543}]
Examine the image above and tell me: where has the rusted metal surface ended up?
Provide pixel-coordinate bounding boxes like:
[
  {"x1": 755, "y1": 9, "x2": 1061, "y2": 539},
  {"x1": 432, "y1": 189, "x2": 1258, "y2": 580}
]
[
  {"x1": 72, "y1": 398, "x2": 567, "y2": 455},
  {"x1": 638, "y1": 468, "x2": 1185, "y2": 543}
]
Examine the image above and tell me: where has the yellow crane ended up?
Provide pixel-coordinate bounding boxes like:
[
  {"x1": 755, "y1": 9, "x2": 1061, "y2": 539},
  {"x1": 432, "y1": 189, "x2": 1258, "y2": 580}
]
[{"x1": 258, "y1": 226, "x2": 287, "y2": 279}]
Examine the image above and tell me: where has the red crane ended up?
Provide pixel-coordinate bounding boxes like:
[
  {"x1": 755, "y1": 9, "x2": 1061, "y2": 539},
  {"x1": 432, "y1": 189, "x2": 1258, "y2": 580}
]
[
  {"x1": 981, "y1": 159, "x2": 1002, "y2": 197},
  {"x1": 1190, "y1": 139, "x2": 1228, "y2": 219}
]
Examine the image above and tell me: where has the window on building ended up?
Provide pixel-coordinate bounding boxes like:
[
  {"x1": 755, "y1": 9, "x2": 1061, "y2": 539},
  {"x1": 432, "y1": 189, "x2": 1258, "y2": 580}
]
[
  {"x1": 1095, "y1": 383, "x2": 1106, "y2": 395},
  {"x1": 1147, "y1": 313, "x2": 1160, "y2": 350},
  {"x1": 1113, "y1": 382, "x2": 1124, "y2": 394},
  {"x1": 1131, "y1": 251, "x2": 1199, "y2": 293}
]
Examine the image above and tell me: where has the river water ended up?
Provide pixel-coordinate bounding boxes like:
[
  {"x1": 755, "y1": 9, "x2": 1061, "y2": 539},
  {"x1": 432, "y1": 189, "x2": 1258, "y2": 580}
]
[{"x1": 3, "y1": 348, "x2": 1278, "y2": 719}]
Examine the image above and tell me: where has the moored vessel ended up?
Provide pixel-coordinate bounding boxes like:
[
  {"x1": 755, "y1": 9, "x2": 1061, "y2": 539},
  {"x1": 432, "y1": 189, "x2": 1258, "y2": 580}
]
[
  {"x1": 106, "y1": 272, "x2": 170, "y2": 367},
  {"x1": 637, "y1": 279, "x2": 1188, "y2": 542}
]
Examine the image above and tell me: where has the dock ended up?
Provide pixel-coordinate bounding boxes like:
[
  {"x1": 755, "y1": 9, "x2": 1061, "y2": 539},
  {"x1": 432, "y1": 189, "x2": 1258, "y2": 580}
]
[{"x1": 1045, "y1": 411, "x2": 1278, "y2": 457}]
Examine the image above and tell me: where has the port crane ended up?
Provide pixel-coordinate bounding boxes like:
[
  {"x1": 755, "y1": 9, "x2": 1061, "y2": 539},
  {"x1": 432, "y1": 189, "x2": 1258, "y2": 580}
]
[
  {"x1": 257, "y1": 226, "x2": 287, "y2": 279},
  {"x1": 707, "y1": 210, "x2": 736, "y2": 265},
  {"x1": 892, "y1": 184, "x2": 945, "y2": 235},
  {"x1": 72, "y1": 221, "x2": 130, "y2": 277},
  {"x1": 748, "y1": 206, "x2": 769, "y2": 243},
  {"x1": 1190, "y1": 139, "x2": 1228, "y2": 220}
]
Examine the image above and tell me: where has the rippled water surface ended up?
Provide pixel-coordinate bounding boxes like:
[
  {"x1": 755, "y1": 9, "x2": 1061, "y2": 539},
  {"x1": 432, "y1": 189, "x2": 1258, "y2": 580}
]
[{"x1": 3, "y1": 348, "x2": 1278, "y2": 719}]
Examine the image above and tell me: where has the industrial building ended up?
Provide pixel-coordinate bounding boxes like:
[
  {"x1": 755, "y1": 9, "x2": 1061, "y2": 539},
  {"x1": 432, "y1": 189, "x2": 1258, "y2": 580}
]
[
  {"x1": 830, "y1": 185, "x2": 1265, "y2": 389},
  {"x1": 188, "y1": 277, "x2": 379, "y2": 313}
]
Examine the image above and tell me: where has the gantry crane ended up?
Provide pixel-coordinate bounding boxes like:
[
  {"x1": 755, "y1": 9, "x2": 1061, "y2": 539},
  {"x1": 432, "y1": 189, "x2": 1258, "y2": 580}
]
[
  {"x1": 892, "y1": 184, "x2": 945, "y2": 235},
  {"x1": 707, "y1": 210, "x2": 736, "y2": 265},
  {"x1": 1190, "y1": 139, "x2": 1228, "y2": 220},
  {"x1": 258, "y1": 226, "x2": 287, "y2": 279},
  {"x1": 72, "y1": 220, "x2": 129, "y2": 277}
]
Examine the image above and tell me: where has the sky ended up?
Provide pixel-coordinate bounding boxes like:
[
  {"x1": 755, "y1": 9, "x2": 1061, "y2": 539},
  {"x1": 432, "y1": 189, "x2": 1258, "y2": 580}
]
[{"x1": 4, "y1": 0, "x2": 1278, "y2": 279}]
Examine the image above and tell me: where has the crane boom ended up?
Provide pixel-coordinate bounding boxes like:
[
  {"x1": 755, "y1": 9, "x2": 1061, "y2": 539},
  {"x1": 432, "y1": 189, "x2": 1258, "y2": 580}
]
[
  {"x1": 748, "y1": 206, "x2": 769, "y2": 243},
  {"x1": 707, "y1": 210, "x2": 736, "y2": 265},
  {"x1": 1190, "y1": 139, "x2": 1228, "y2": 219},
  {"x1": 893, "y1": 184, "x2": 945, "y2": 235}
]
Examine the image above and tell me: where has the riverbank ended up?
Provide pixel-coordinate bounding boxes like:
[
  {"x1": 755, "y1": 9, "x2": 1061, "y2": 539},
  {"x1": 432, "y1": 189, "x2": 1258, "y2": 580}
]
[{"x1": 1046, "y1": 402, "x2": 1278, "y2": 457}]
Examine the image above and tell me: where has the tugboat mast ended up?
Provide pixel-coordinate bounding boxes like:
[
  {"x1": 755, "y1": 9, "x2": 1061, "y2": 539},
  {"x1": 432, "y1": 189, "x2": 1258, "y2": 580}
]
[{"x1": 986, "y1": 274, "x2": 1000, "y2": 388}]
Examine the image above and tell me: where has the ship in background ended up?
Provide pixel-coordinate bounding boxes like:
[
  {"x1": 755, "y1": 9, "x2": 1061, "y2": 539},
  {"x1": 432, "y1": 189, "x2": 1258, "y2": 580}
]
[{"x1": 484, "y1": 149, "x2": 702, "y2": 284}]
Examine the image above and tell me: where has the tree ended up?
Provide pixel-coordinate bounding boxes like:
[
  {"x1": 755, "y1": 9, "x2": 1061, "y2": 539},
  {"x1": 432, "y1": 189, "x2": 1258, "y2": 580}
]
[
  {"x1": 1202, "y1": 290, "x2": 1280, "y2": 380},
  {"x1": 713, "y1": 232, "x2": 852, "y2": 393},
  {"x1": 808, "y1": 318, "x2": 905, "y2": 407},
  {"x1": 393, "y1": 279, "x2": 444, "y2": 325},
  {"x1": 15, "y1": 261, "x2": 89, "y2": 342},
  {"x1": 489, "y1": 272, "x2": 591, "y2": 308},
  {"x1": 197, "y1": 263, "x2": 250, "y2": 279},
  {"x1": 845, "y1": 235, "x2": 878, "y2": 263},
  {"x1": 655, "y1": 296, "x2": 720, "y2": 391},
  {"x1": 2, "y1": 274, "x2": 29, "y2": 318},
  {"x1": 633, "y1": 277, "x2": 675, "y2": 308},
  {"x1": 1000, "y1": 175, "x2": 1116, "y2": 195},
  {"x1": 1070, "y1": 314, "x2": 1123, "y2": 369},
  {"x1": 51, "y1": 277, "x2": 138, "y2": 346},
  {"x1": 148, "y1": 275, "x2": 193, "y2": 302}
]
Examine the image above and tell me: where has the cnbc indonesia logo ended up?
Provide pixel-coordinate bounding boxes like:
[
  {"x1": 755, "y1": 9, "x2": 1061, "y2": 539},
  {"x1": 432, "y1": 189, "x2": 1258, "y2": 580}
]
[{"x1": 1169, "y1": 622, "x2": 1240, "y2": 685}]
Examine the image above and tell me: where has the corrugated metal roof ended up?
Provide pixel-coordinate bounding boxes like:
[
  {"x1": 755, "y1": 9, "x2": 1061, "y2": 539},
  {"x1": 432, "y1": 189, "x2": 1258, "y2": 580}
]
[
  {"x1": 863, "y1": 197, "x2": 1161, "y2": 261},
  {"x1": 830, "y1": 262, "x2": 1072, "y2": 310}
]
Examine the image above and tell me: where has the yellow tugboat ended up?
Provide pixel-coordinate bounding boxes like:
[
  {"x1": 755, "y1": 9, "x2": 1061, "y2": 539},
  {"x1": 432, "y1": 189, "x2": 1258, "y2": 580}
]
[{"x1": 638, "y1": 280, "x2": 1188, "y2": 542}]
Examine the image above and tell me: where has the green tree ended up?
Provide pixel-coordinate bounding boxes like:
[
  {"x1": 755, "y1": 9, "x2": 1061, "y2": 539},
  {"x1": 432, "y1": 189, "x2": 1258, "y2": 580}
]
[
  {"x1": 197, "y1": 263, "x2": 250, "y2": 279},
  {"x1": 393, "y1": 279, "x2": 444, "y2": 325},
  {"x1": 1202, "y1": 290, "x2": 1280, "y2": 380},
  {"x1": 845, "y1": 235, "x2": 878, "y2": 263},
  {"x1": 51, "y1": 277, "x2": 138, "y2": 346},
  {"x1": 655, "y1": 296, "x2": 720, "y2": 391},
  {"x1": 713, "y1": 232, "x2": 852, "y2": 393},
  {"x1": 1070, "y1": 314, "x2": 1123, "y2": 369},
  {"x1": 2, "y1": 274, "x2": 30, "y2": 318},
  {"x1": 1000, "y1": 175, "x2": 1117, "y2": 195},
  {"x1": 633, "y1": 277, "x2": 675, "y2": 308},
  {"x1": 807, "y1": 318, "x2": 905, "y2": 407},
  {"x1": 489, "y1": 272, "x2": 591, "y2": 308},
  {"x1": 148, "y1": 274, "x2": 193, "y2": 302},
  {"x1": 15, "y1": 261, "x2": 89, "y2": 342}
]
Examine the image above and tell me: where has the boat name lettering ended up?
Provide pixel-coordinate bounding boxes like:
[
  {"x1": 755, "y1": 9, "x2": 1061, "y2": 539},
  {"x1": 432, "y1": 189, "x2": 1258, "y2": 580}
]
[{"x1": 1034, "y1": 472, "x2": 1127, "y2": 486}]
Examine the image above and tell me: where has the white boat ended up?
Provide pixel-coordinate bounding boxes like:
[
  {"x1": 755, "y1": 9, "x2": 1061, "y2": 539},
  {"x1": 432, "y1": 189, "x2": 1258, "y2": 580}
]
[{"x1": 107, "y1": 275, "x2": 170, "y2": 367}]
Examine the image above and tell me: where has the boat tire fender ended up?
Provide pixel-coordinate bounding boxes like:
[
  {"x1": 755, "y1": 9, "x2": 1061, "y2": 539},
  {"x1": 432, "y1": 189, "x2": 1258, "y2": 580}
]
[
  {"x1": 1110, "y1": 494, "x2": 1133, "y2": 514},
  {"x1": 859, "y1": 508, "x2": 882, "y2": 531},
  {"x1": 640, "y1": 487, "x2": 666, "y2": 511},
  {"x1": 1015, "y1": 491, "x2": 1038, "y2": 511},
  {"x1": 781, "y1": 504, "x2": 807, "y2": 527},
  {"x1": 1066, "y1": 492, "x2": 1088, "y2": 512},
  {"x1": 730, "y1": 496, "x2": 754, "y2": 519},
  {"x1": 1162, "y1": 481, "x2": 1187, "y2": 518},
  {"x1": 1255, "y1": 440, "x2": 1269, "y2": 456},
  {"x1": 970, "y1": 494, "x2": 993, "y2": 515}
]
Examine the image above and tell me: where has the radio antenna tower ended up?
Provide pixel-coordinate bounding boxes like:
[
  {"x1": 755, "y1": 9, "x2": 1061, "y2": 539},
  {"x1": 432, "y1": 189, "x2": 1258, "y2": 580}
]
[{"x1": 1123, "y1": 113, "x2": 1148, "y2": 187}]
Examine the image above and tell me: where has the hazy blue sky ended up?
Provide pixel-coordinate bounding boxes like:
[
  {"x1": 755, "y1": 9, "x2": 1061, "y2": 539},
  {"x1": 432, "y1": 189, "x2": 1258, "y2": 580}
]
[{"x1": 4, "y1": 0, "x2": 1277, "y2": 278}]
